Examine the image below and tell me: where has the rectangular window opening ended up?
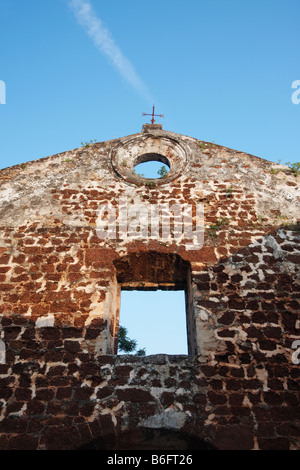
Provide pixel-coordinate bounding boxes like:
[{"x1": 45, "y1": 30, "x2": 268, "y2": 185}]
[{"x1": 118, "y1": 288, "x2": 188, "y2": 356}]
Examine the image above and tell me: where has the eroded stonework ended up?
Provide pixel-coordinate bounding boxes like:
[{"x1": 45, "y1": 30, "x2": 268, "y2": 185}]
[{"x1": 0, "y1": 124, "x2": 299, "y2": 450}]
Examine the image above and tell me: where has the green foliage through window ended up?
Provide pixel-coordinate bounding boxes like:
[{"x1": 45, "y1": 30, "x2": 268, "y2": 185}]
[
  {"x1": 118, "y1": 326, "x2": 146, "y2": 356},
  {"x1": 157, "y1": 165, "x2": 168, "y2": 178}
]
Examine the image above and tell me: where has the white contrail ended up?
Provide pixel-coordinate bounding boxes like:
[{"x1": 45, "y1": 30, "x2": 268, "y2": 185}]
[{"x1": 68, "y1": 0, "x2": 153, "y2": 103}]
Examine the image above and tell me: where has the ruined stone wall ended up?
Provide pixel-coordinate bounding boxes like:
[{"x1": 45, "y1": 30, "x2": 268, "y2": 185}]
[{"x1": 0, "y1": 125, "x2": 299, "y2": 450}]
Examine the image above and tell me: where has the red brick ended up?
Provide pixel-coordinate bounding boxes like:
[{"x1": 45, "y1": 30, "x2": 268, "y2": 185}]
[
  {"x1": 208, "y1": 391, "x2": 227, "y2": 405},
  {"x1": 214, "y1": 425, "x2": 254, "y2": 450},
  {"x1": 56, "y1": 387, "x2": 73, "y2": 400},
  {"x1": 0, "y1": 255, "x2": 10, "y2": 264}
]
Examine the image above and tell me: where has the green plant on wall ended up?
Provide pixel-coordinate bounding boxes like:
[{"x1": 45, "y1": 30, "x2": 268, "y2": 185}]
[
  {"x1": 133, "y1": 169, "x2": 144, "y2": 177},
  {"x1": 281, "y1": 221, "x2": 300, "y2": 232},
  {"x1": 81, "y1": 139, "x2": 97, "y2": 148},
  {"x1": 270, "y1": 167, "x2": 281, "y2": 175},
  {"x1": 226, "y1": 185, "x2": 233, "y2": 197},
  {"x1": 289, "y1": 162, "x2": 300, "y2": 176},
  {"x1": 208, "y1": 217, "x2": 229, "y2": 238},
  {"x1": 270, "y1": 161, "x2": 300, "y2": 177}
]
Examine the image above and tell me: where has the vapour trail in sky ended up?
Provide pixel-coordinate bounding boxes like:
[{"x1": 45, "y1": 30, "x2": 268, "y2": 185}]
[{"x1": 68, "y1": 0, "x2": 154, "y2": 103}]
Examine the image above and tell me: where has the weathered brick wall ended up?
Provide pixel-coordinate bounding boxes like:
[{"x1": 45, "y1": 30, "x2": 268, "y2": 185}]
[{"x1": 0, "y1": 124, "x2": 299, "y2": 450}]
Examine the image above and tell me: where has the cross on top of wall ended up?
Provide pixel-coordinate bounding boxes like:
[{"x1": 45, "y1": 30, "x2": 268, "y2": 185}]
[{"x1": 142, "y1": 106, "x2": 164, "y2": 124}]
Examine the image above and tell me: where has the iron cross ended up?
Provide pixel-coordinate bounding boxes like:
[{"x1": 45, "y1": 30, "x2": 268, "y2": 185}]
[{"x1": 142, "y1": 105, "x2": 164, "y2": 124}]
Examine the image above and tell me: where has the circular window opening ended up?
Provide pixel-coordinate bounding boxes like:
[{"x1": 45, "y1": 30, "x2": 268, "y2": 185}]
[{"x1": 133, "y1": 153, "x2": 170, "y2": 179}]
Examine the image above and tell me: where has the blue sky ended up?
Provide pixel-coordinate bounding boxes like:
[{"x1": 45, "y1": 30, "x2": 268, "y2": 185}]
[
  {"x1": 1, "y1": 1, "x2": 299, "y2": 354},
  {"x1": 120, "y1": 291, "x2": 187, "y2": 355},
  {"x1": 0, "y1": 0, "x2": 299, "y2": 170}
]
